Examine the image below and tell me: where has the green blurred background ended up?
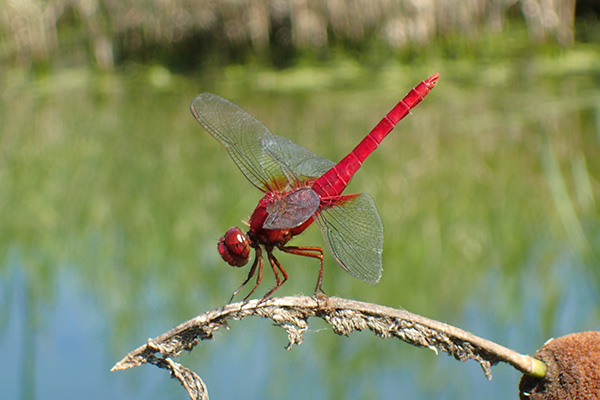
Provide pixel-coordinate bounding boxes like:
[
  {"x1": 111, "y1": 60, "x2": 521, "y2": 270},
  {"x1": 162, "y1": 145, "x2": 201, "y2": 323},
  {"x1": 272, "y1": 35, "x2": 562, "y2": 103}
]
[{"x1": 1, "y1": 0, "x2": 599, "y2": 399}]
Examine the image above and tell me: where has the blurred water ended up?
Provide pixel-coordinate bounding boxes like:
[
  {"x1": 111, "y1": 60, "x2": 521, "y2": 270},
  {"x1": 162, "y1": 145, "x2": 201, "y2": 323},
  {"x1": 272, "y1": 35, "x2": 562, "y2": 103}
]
[{"x1": 0, "y1": 57, "x2": 599, "y2": 399}]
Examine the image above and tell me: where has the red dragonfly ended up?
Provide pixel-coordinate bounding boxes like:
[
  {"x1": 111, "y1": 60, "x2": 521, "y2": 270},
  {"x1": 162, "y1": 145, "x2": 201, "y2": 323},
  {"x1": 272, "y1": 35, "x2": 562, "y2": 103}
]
[{"x1": 190, "y1": 73, "x2": 438, "y2": 301}]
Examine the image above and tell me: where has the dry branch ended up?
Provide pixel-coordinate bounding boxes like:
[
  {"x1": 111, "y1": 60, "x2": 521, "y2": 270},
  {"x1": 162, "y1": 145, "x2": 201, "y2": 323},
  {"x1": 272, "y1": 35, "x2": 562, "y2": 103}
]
[{"x1": 112, "y1": 295, "x2": 546, "y2": 400}]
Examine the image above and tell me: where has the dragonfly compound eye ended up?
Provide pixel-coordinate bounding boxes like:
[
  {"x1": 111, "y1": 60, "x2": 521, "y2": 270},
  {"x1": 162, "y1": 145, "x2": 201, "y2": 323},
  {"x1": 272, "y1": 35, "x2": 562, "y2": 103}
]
[{"x1": 218, "y1": 227, "x2": 251, "y2": 267}]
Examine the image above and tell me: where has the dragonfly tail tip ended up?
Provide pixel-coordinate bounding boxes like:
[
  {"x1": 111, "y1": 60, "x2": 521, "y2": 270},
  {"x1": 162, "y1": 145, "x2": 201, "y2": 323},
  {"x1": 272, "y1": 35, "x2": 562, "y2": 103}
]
[{"x1": 426, "y1": 73, "x2": 440, "y2": 88}]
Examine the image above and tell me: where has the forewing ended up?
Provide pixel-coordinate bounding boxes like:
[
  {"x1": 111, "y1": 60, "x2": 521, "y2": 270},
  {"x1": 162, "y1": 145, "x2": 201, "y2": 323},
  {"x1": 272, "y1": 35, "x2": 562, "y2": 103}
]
[
  {"x1": 315, "y1": 193, "x2": 383, "y2": 284},
  {"x1": 264, "y1": 188, "x2": 320, "y2": 229},
  {"x1": 261, "y1": 135, "x2": 336, "y2": 183},
  {"x1": 190, "y1": 93, "x2": 291, "y2": 192}
]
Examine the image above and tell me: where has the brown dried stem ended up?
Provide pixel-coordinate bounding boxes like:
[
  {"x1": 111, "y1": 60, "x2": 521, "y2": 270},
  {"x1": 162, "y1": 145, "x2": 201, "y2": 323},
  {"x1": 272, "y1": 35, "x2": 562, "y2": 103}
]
[{"x1": 111, "y1": 295, "x2": 546, "y2": 400}]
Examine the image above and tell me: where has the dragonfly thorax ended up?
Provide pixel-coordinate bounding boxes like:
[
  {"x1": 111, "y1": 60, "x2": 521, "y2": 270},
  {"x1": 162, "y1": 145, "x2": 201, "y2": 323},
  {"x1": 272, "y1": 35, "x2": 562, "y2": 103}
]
[{"x1": 218, "y1": 227, "x2": 251, "y2": 267}]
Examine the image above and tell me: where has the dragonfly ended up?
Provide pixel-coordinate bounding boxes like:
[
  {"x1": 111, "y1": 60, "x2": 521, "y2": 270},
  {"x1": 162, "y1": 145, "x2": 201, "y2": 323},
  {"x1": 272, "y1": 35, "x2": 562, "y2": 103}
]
[{"x1": 190, "y1": 73, "x2": 439, "y2": 301}]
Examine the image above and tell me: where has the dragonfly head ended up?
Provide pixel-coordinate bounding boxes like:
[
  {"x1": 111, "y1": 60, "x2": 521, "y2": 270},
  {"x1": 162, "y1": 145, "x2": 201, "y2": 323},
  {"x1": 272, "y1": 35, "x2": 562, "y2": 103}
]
[{"x1": 218, "y1": 227, "x2": 251, "y2": 267}]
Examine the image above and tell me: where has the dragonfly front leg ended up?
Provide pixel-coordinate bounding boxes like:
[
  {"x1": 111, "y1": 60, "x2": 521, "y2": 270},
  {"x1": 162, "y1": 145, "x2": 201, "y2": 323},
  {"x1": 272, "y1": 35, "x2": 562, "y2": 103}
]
[
  {"x1": 230, "y1": 247, "x2": 264, "y2": 303},
  {"x1": 280, "y1": 246, "x2": 324, "y2": 295},
  {"x1": 243, "y1": 250, "x2": 265, "y2": 302}
]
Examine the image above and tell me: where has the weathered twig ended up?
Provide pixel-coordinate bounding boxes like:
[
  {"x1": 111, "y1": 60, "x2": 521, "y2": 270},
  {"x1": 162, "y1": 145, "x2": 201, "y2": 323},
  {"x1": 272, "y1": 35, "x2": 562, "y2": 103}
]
[{"x1": 111, "y1": 295, "x2": 546, "y2": 400}]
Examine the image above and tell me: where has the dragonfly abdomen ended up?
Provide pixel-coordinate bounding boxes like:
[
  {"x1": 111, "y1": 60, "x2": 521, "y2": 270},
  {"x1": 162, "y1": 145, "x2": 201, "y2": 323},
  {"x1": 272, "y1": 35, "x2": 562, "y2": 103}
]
[{"x1": 312, "y1": 73, "x2": 439, "y2": 198}]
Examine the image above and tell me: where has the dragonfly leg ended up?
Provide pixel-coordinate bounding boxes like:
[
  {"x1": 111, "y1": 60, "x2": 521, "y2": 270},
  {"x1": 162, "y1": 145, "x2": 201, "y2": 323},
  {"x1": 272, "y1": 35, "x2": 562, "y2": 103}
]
[
  {"x1": 229, "y1": 247, "x2": 263, "y2": 303},
  {"x1": 243, "y1": 253, "x2": 264, "y2": 302},
  {"x1": 279, "y1": 246, "x2": 324, "y2": 295},
  {"x1": 260, "y1": 250, "x2": 289, "y2": 301}
]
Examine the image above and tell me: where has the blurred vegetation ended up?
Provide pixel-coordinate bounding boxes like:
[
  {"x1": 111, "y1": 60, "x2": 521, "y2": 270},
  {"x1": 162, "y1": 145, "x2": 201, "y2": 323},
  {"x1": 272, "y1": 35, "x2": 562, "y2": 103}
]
[
  {"x1": 0, "y1": 0, "x2": 598, "y2": 298},
  {"x1": 1, "y1": 0, "x2": 597, "y2": 71}
]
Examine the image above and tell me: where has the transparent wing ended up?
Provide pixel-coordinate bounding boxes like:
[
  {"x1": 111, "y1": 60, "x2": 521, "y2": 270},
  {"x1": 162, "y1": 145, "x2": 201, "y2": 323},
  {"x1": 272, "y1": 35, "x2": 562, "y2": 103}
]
[
  {"x1": 315, "y1": 193, "x2": 383, "y2": 284},
  {"x1": 261, "y1": 136, "x2": 336, "y2": 183},
  {"x1": 264, "y1": 188, "x2": 320, "y2": 229},
  {"x1": 259, "y1": 137, "x2": 335, "y2": 229},
  {"x1": 190, "y1": 93, "x2": 294, "y2": 192}
]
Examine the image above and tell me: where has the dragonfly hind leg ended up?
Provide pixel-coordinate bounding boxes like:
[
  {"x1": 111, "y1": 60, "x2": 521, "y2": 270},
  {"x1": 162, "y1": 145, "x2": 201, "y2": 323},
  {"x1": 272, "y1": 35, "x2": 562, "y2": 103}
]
[{"x1": 280, "y1": 246, "x2": 325, "y2": 295}]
